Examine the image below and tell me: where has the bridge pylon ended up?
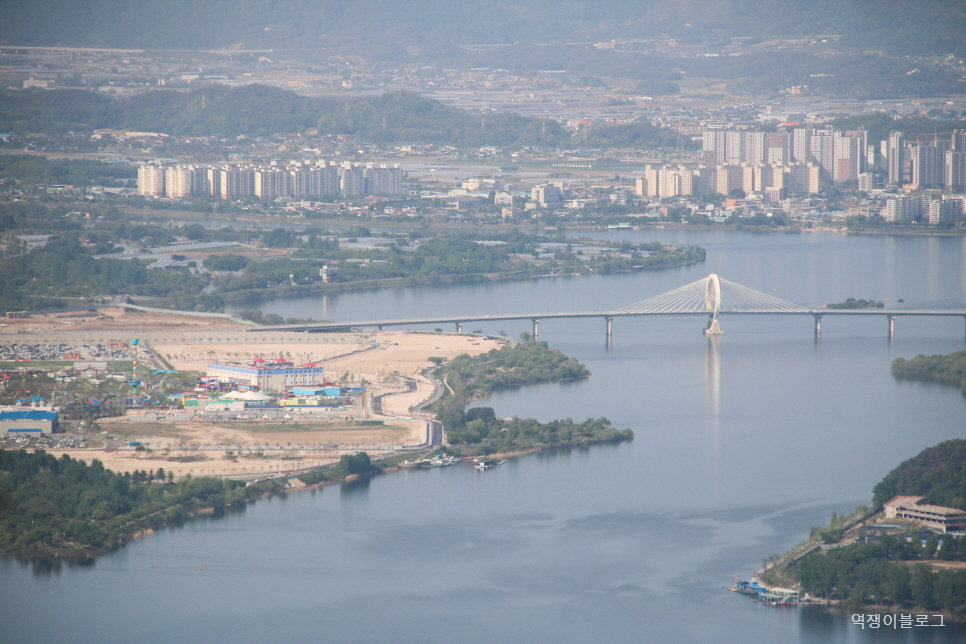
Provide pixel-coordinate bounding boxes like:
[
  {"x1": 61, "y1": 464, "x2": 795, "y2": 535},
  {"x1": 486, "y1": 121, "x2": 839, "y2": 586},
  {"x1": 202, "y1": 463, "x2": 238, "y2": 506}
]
[
  {"x1": 614, "y1": 272, "x2": 810, "y2": 336},
  {"x1": 703, "y1": 274, "x2": 724, "y2": 336}
]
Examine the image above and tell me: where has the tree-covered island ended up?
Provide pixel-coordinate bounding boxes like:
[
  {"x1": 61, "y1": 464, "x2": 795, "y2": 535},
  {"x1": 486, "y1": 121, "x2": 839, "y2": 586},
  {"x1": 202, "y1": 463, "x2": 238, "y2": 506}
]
[
  {"x1": 432, "y1": 340, "x2": 633, "y2": 455},
  {"x1": 826, "y1": 298, "x2": 884, "y2": 309}
]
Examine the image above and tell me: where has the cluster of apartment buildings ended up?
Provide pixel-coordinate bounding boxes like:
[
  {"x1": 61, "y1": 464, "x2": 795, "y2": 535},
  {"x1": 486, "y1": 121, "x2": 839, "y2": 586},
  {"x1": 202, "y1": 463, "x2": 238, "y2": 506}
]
[
  {"x1": 883, "y1": 193, "x2": 965, "y2": 224},
  {"x1": 636, "y1": 127, "x2": 874, "y2": 201},
  {"x1": 633, "y1": 127, "x2": 966, "y2": 219},
  {"x1": 138, "y1": 160, "x2": 406, "y2": 201},
  {"x1": 884, "y1": 130, "x2": 966, "y2": 190}
]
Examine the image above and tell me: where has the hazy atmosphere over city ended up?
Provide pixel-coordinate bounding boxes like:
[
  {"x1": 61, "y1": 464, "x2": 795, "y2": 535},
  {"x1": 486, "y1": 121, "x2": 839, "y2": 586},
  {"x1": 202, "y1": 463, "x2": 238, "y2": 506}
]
[{"x1": 2, "y1": 2, "x2": 966, "y2": 643}]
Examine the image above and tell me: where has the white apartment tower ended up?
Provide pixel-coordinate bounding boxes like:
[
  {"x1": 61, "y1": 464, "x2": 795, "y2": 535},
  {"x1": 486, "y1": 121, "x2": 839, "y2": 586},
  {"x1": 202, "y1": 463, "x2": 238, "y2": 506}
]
[{"x1": 137, "y1": 164, "x2": 166, "y2": 197}]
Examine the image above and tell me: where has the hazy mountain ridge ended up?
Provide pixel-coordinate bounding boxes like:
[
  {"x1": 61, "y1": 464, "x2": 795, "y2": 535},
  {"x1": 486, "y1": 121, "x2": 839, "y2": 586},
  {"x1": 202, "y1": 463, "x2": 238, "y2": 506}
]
[
  {"x1": 2, "y1": 1, "x2": 965, "y2": 59},
  {"x1": 0, "y1": 85, "x2": 579, "y2": 146}
]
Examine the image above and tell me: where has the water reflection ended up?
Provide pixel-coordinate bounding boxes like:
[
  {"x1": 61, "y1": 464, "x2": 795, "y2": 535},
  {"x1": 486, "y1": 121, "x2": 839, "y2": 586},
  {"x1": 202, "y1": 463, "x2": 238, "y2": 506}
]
[
  {"x1": 799, "y1": 606, "x2": 849, "y2": 641},
  {"x1": 706, "y1": 335, "x2": 721, "y2": 500},
  {"x1": 18, "y1": 556, "x2": 96, "y2": 578},
  {"x1": 340, "y1": 476, "x2": 371, "y2": 497}
]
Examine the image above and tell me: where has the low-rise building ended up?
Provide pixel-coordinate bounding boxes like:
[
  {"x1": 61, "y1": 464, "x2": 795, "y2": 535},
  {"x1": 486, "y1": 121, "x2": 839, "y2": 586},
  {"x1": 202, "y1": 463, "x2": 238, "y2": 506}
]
[
  {"x1": 883, "y1": 495, "x2": 966, "y2": 533},
  {"x1": 0, "y1": 410, "x2": 57, "y2": 435}
]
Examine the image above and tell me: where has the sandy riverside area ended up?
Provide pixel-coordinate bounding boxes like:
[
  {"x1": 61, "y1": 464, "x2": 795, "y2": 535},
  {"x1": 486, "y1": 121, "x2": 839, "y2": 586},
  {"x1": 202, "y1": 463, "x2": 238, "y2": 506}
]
[{"x1": 6, "y1": 307, "x2": 500, "y2": 477}]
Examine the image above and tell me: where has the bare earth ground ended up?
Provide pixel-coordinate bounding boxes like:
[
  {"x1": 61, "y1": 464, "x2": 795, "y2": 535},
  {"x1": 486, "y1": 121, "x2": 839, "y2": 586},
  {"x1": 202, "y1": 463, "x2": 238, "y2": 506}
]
[
  {"x1": 0, "y1": 307, "x2": 244, "y2": 337},
  {"x1": 9, "y1": 309, "x2": 500, "y2": 478},
  {"x1": 43, "y1": 419, "x2": 417, "y2": 478}
]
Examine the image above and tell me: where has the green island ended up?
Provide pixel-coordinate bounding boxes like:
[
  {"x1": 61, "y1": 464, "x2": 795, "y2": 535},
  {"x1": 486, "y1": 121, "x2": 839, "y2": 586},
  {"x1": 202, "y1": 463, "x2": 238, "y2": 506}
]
[
  {"x1": 891, "y1": 350, "x2": 966, "y2": 393},
  {"x1": 826, "y1": 298, "x2": 884, "y2": 309},
  {"x1": 0, "y1": 200, "x2": 704, "y2": 314},
  {"x1": 432, "y1": 340, "x2": 633, "y2": 455},
  {"x1": 753, "y1": 439, "x2": 966, "y2": 618}
]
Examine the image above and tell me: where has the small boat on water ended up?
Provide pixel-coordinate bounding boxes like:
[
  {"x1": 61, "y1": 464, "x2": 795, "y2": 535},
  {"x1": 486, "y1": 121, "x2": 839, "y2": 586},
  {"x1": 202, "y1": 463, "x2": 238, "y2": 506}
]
[
  {"x1": 474, "y1": 459, "x2": 505, "y2": 471},
  {"x1": 728, "y1": 579, "x2": 799, "y2": 606}
]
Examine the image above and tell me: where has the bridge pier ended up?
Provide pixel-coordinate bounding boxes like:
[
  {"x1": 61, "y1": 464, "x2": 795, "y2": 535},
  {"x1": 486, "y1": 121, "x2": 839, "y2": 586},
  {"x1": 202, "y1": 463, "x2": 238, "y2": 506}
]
[
  {"x1": 888, "y1": 315, "x2": 896, "y2": 340},
  {"x1": 813, "y1": 314, "x2": 822, "y2": 337},
  {"x1": 532, "y1": 319, "x2": 539, "y2": 342},
  {"x1": 605, "y1": 316, "x2": 612, "y2": 348},
  {"x1": 456, "y1": 322, "x2": 462, "y2": 333},
  {"x1": 704, "y1": 314, "x2": 723, "y2": 336}
]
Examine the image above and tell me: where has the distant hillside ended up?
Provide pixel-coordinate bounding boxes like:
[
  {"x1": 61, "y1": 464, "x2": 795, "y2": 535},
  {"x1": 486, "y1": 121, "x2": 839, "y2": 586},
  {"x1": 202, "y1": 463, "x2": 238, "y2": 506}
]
[
  {"x1": 0, "y1": 85, "x2": 682, "y2": 149},
  {"x1": 872, "y1": 439, "x2": 966, "y2": 510},
  {"x1": 2, "y1": 1, "x2": 966, "y2": 59},
  {"x1": 0, "y1": 86, "x2": 565, "y2": 145}
]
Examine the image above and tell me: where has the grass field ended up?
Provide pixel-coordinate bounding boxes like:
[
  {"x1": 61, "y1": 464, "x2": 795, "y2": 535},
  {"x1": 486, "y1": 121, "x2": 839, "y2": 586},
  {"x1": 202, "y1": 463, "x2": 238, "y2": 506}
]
[
  {"x1": 0, "y1": 360, "x2": 134, "y2": 371},
  {"x1": 0, "y1": 361, "x2": 73, "y2": 370}
]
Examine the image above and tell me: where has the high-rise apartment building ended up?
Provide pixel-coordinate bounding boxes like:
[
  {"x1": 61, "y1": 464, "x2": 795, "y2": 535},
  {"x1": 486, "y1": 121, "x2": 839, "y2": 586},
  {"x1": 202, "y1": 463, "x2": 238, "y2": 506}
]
[
  {"x1": 887, "y1": 131, "x2": 904, "y2": 185},
  {"x1": 365, "y1": 164, "x2": 405, "y2": 197},
  {"x1": 792, "y1": 128, "x2": 812, "y2": 164},
  {"x1": 946, "y1": 151, "x2": 966, "y2": 192},
  {"x1": 220, "y1": 167, "x2": 256, "y2": 200},
  {"x1": 137, "y1": 164, "x2": 166, "y2": 197},
  {"x1": 910, "y1": 140, "x2": 948, "y2": 189},
  {"x1": 787, "y1": 164, "x2": 821, "y2": 196},
  {"x1": 885, "y1": 195, "x2": 929, "y2": 223},
  {"x1": 339, "y1": 163, "x2": 366, "y2": 197},
  {"x1": 765, "y1": 132, "x2": 790, "y2": 164},
  {"x1": 254, "y1": 169, "x2": 292, "y2": 202},
  {"x1": 833, "y1": 133, "x2": 862, "y2": 182},
  {"x1": 928, "y1": 198, "x2": 964, "y2": 225},
  {"x1": 702, "y1": 131, "x2": 727, "y2": 166}
]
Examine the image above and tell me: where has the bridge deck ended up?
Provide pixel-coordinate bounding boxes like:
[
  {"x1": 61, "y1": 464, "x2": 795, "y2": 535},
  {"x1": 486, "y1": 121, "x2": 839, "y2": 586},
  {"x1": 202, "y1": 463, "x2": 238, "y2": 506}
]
[{"x1": 247, "y1": 309, "x2": 966, "y2": 333}]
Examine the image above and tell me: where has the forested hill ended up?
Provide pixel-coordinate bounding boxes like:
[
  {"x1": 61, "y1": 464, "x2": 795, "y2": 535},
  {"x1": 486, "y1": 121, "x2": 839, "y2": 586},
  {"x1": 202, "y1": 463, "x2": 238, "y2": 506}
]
[
  {"x1": 0, "y1": 86, "x2": 564, "y2": 143},
  {"x1": 2, "y1": 1, "x2": 966, "y2": 59},
  {"x1": 0, "y1": 449, "x2": 279, "y2": 557},
  {"x1": 872, "y1": 439, "x2": 966, "y2": 510},
  {"x1": 0, "y1": 85, "x2": 686, "y2": 148}
]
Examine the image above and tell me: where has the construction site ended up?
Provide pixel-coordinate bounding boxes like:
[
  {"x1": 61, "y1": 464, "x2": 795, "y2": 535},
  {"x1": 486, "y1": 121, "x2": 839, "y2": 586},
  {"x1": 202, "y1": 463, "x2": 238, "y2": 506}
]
[{"x1": 0, "y1": 305, "x2": 501, "y2": 479}]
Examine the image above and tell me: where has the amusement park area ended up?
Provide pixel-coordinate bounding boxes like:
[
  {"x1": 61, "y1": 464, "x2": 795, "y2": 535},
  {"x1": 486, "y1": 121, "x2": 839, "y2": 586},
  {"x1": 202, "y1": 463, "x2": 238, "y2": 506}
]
[{"x1": 0, "y1": 306, "x2": 500, "y2": 479}]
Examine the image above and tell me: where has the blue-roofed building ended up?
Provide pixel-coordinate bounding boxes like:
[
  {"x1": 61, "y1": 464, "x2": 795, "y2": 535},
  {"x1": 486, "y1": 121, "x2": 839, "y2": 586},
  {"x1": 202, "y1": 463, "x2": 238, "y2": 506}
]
[{"x1": 0, "y1": 410, "x2": 58, "y2": 435}]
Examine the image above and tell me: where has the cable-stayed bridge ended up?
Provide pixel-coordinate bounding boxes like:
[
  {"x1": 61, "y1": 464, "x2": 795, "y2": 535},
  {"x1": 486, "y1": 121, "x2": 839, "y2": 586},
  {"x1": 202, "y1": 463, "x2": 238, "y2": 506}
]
[{"x1": 248, "y1": 274, "x2": 966, "y2": 342}]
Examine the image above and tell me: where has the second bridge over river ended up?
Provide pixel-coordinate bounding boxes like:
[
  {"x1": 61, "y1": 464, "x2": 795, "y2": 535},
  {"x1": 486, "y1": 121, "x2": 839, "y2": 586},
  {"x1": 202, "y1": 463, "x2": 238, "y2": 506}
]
[{"x1": 248, "y1": 274, "x2": 966, "y2": 342}]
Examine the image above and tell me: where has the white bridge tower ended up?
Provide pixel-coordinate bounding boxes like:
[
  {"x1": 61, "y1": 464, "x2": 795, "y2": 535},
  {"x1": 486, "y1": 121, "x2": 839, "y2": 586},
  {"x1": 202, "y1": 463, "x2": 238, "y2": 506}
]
[{"x1": 704, "y1": 273, "x2": 723, "y2": 336}]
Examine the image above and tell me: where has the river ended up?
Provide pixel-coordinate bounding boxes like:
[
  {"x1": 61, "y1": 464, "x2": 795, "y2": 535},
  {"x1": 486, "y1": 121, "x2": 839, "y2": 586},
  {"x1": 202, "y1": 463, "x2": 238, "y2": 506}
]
[{"x1": 3, "y1": 230, "x2": 966, "y2": 643}]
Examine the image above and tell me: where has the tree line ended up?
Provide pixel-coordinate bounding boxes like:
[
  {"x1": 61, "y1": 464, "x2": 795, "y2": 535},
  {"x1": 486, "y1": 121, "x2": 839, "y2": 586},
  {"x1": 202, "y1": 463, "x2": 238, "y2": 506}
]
[
  {"x1": 432, "y1": 340, "x2": 632, "y2": 454},
  {"x1": 890, "y1": 352, "x2": 966, "y2": 395},
  {"x1": 0, "y1": 234, "x2": 219, "y2": 313},
  {"x1": 797, "y1": 536, "x2": 966, "y2": 614},
  {"x1": 0, "y1": 448, "x2": 279, "y2": 557},
  {"x1": 872, "y1": 438, "x2": 966, "y2": 510}
]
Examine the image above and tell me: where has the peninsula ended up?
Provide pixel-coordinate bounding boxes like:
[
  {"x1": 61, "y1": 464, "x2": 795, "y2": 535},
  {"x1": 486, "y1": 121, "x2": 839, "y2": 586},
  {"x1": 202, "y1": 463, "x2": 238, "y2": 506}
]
[{"x1": 744, "y1": 439, "x2": 966, "y2": 618}]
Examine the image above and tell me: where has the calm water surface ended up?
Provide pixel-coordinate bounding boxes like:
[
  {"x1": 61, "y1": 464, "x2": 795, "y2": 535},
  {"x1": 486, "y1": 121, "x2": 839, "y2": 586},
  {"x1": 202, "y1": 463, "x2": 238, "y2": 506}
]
[{"x1": 4, "y1": 231, "x2": 966, "y2": 643}]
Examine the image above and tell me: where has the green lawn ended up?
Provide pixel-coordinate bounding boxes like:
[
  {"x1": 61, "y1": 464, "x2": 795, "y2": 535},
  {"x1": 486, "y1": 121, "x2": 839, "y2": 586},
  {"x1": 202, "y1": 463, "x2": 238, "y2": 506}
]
[{"x1": 0, "y1": 360, "x2": 73, "y2": 370}]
